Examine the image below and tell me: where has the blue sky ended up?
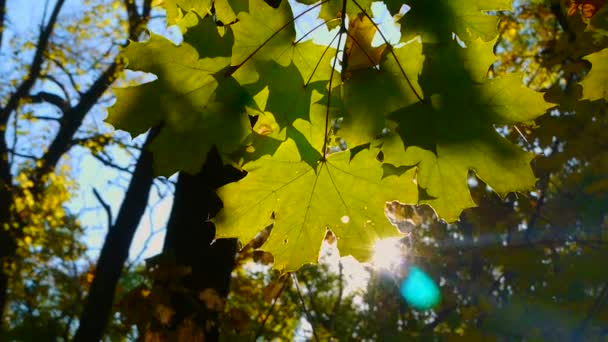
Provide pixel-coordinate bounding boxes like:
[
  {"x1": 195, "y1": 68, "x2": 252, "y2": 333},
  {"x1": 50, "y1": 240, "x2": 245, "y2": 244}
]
[{"x1": 4, "y1": 0, "x2": 173, "y2": 263}]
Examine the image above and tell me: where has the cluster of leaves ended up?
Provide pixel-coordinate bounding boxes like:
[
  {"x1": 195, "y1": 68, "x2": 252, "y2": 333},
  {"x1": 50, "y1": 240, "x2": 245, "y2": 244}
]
[
  {"x1": 107, "y1": 0, "x2": 563, "y2": 272},
  {"x1": 122, "y1": 0, "x2": 608, "y2": 339},
  {"x1": 2, "y1": 166, "x2": 88, "y2": 340}
]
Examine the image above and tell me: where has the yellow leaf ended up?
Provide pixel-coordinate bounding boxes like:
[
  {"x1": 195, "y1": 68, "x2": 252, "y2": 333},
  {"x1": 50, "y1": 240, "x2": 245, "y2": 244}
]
[{"x1": 345, "y1": 14, "x2": 388, "y2": 72}]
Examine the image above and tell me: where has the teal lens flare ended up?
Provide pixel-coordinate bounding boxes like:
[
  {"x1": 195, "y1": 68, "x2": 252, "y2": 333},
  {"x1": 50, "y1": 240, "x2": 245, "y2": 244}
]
[{"x1": 400, "y1": 266, "x2": 441, "y2": 310}]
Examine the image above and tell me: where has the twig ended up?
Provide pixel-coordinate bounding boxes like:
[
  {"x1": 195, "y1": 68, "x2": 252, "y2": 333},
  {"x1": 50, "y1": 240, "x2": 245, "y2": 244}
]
[
  {"x1": 292, "y1": 273, "x2": 320, "y2": 342},
  {"x1": 321, "y1": 0, "x2": 346, "y2": 160},
  {"x1": 7, "y1": 149, "x2": 38, "y2": 160},
  {"x1": 91, "y1": 152, "x2": 134, "y2": 174},
  {"x1": 92, "y1": 187, "x2": 113, "y2": 229},
  {"x1": 330, "y1": 260, "x2": 344, "y2": 330},
  {"x1": 572, "y1": 282, "x2": 608, "y2": 341},
  {"x1": 254, "y1": 277, "x2": 287, "y2": 341}
]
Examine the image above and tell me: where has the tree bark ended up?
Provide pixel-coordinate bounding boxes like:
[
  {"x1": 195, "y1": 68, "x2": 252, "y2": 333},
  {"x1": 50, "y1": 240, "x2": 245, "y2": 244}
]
[
  {"x1": 73, "y1": 126, "x2": 159, "y2": 342},
  {"x1": 160, "y1": 147, "x2": 245, "y2": 340}
]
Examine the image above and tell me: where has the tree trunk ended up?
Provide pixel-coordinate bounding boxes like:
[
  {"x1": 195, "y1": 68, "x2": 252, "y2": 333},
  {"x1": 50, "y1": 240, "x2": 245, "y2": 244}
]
[
  {"x1": 73, "y1": 127, "x2": 159, "y2": 342},
  {"x1": 160, "y1": 147, "x2": 245, "y2": 340}
]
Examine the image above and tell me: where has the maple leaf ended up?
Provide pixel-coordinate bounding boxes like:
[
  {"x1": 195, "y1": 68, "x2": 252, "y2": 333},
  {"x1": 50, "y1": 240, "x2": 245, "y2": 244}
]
[
  {"x1": 214, "y1": 139, "x2": 418, "y2": 271},
  {"x1": 105, "y1": 0, "x2": 559, "y2": 272},
  {"x1": 339, "y1": 40, "x2": 424, "y2": 148},
  {"x1": 580, "y1": 48, "x2": 608, "y2": 100},
  {"x1": 163, "y1": 0, "x2": 248, "y2": 26},
  {"x1": 107, "y1": 15, "x2": 251, "y2": 175},
  {"x1": 226, "y1": 0, "x2": 341, "y2": 141},
  {"x1": 383, "y1": 40, "x2": 552, "y2": 221},
  {"x1": 398, "y1": 0, "x2": 513, "y2": 43}
]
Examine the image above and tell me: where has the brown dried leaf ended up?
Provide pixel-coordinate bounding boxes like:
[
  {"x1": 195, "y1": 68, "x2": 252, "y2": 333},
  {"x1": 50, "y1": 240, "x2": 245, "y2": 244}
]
[{"x1": 345, "y1": 13, "x2": 388, "y2": 72}]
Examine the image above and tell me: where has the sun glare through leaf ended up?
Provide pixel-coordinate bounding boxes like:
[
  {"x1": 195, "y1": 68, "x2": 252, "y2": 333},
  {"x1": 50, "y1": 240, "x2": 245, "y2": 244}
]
[{"x1": 371, "y1": 237, "x2": 406, "y2": 271}]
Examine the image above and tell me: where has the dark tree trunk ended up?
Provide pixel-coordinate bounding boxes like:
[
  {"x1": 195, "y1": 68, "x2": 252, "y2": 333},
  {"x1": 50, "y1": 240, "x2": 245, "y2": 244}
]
[
  {"x1": 160, "y1": 147, "x2": 245, "y2": 341},
  {"x1": 73, "y1": 127, "x2": 159, "y2": 342}
]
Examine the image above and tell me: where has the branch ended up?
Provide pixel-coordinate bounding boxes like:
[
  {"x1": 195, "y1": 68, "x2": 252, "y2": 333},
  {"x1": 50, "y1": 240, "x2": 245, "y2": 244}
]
[
  {"x1": 255, "y1": 278, "x2": 287, "y2": 339},
  {"x1": 0, "y1": 0, "x2": 6, "y2": 50},
  {"x1": 330, "y1": 260, "x2": 344, "y2": 330},
  {"x1": 73, "y1": 125, "x2": 160, "y2": 342},
  {"x1": 41, "y1": 74, "x2": 72, "y2": 104},
  {"x1": 92, "y1": 187, "x2": 113, "y2": 229},
  {"x1": 35, "y1": 0, "x2": 153, "y2": 178},
  {"x1": 0, "y1": 0, "x2": 66, "y2": 125},
  {"x1": 90, "y1": 152, "x2": 133, "y2": 174},
  {"x1": 31, "y1": 115, "x2": 61, "y2": 122},
  {"x1": 47, "y1": 56, "x2": 83, "y2": 95},
  {"x1": 7, "y1": 149, "x2": 38, "y2": 160},
  {"x1": 291, "y1": 273, "x2": 320, "y2": 342},
  {"x1": 36, "y1": 62, "x2": 120, "y2": 177},
  {"x1": 28, "y1": 91, "x2": 69, "y2": 112},
  {"x1": 572, "y1": 282, "x2": 608, "y2": 341}
]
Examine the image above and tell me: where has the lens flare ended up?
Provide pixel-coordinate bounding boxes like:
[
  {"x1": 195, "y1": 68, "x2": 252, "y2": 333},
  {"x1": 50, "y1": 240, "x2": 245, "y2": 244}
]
[{"x1": 400, "y1": 266, "x2": 441, "y2": 310}]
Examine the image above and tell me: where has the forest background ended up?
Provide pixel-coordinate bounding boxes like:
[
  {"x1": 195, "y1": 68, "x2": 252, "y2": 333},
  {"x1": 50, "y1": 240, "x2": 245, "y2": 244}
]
[{"x1": 0, "y1": 0, "x2": 607, "y2": 340}]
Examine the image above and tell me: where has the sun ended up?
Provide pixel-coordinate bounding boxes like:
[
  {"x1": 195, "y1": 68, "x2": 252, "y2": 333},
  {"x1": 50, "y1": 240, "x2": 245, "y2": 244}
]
[{"x1": 371, "y1": 237, "x2": 407, "y2": 271}]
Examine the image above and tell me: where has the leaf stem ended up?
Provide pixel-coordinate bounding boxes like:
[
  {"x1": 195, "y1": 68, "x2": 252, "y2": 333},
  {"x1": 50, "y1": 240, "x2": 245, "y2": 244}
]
[
  {"x1": 228, "y1": 0, "x2": 328, "y2": 76},
  {"x1": 295, "y1": 18, "x2": 340, "y2": 45},
  {"x1": 305, "y1": 30, "x2": 340, "y2": 87},
  {"x1": 351, "y1": 0, "x2": 424, "y2": 103},
  {"x1": 344, "y1": 29, "x2": 380, "y2": 72},
  {"x1": 321, "y1": 0, "x2": 347, "y2": 161}
]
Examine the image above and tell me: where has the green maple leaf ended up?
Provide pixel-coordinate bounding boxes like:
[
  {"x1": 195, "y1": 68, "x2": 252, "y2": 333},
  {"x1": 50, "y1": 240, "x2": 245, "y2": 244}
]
[
  {"x1": 215, "y1": 139, "x2": 417, "y2": 271},
  {"x1": 580, "y1": 48, "x2": 608, "y2": 101},
  {"x1": 108, "y1": 16, "x2": 251, "y2": 175},
  {"x1": 399, "y1": 0, "x2": 512, "y2": 43},
  {"x1": 339, "y1": 40, "x2": 424, "y2": 147},
  {"x1": 231, "y1": 0, "x2": 296, "y2": 67},
  {"x1": 163, "y1": 0, "x2": 210, "y2": 25},
  {"x1": 229, "y1": 0, "x2": 337, "y2": 129},
  {"x1": 105, "y1": 0, "x2": 559, "y2": 273},
  {"x1": 163, "y1": 0, "x2": 247, "y2": 26},
  {"x1": 383, "y1": 41, "x2": 552, "y2": 221}
]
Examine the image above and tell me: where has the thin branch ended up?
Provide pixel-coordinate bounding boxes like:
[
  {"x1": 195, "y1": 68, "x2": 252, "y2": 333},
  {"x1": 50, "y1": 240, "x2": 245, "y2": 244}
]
[
  {"x1": 92, "y1": 187, "x2": 113, "y2": 230},
  {"x1": 31, "y1": 115, "x2": 61, "y2": 121},
  {"x1": 29, "y1": 91, "x2": 69, "y2": 112},
  {"x1": 0, "y1": 0, "x2": 6, "y2": 49},
  {"x1": 47, "y1": 56, "x2": 83, "y2": 95},
  {"x1": 292, "y1": 273, "x2": 320, "y2": 342},
  {"x1": 41, "y1": 74, "x2": 72, "y2": 104},
  {"x1": 254, "y1": 277, "x2": 287, "y2": 341},
  {"x1": 0, "y1": 0, "x2": 66, "y2": 125},
  {"x1": 90, "y1": 152, "x2": 134, "y2": 174},
  {"x1": 7, "y1": 149, "x2": 38, "y2": 160},
  {"x1": 572, "y1": 282, "x2": 608, "y2": 341},
  {"x1": 40, "y1": 0, "x2": 51, "y2": 32},
  {"x1": 330, "y1": 260, "x2": 344, "y2": 330}
]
